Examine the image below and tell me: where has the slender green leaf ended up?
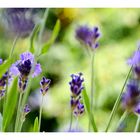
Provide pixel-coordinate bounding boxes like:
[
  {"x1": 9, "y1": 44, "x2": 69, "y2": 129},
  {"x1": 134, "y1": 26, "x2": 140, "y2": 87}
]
[
  {"x1": 41, "y1": 19, "x2": 61, "y2": 55},
  {"x1": 82, "y1": 87, "x2": 98, "y2": 132},
  {"x1": 0, "y1": 113, "x2": 3, "y2": 131},
  {"x1": 0, "y1": 59, "x2": 13, "y2": 78},
  {"x1": 30, "y1": 24, "x2": 40, "y2": 53},
  {"x1": 33, "y1": 117, "x2": 39, "y2": 132},
  {"x1": 2, "y1": 77, "x2": 18, "y2": 131}
]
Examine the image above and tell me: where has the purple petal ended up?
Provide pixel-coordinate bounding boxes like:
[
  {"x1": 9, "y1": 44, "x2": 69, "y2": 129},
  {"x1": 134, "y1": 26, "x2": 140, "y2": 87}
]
[
  {"x1": 32, "y1": 63, "x2": 42, "y2": 78},
  {"x1": 0, "y1": 59, "x2": 3, "y2": 65},
  {"x1": 10, "y1": 63, "x2": 20, "y2": 76},
  {"x1": 20, "y1": 52, "x2": 34, "y2": 63}
]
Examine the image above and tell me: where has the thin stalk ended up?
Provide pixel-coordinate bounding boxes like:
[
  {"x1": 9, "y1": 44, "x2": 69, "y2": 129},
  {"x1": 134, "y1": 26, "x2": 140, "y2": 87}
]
[
  {"x1": 75, "y1": 116, "x2": 79, "y2": 130},
  {"x1": 18, "y1": 114, "x2": 25, "y2": 132},
  {"x1": 116, "y1": 110, "x2": 128, "y2": 131},
  {"x1": 88, "y1": 52, "x2": 95, "y2": 132},
  {"x1": 69, "y1": 110, "x2": 73, "y2": 131},
  {"x1": 38, "y1": 95, "x2": 44, "y2": 132},
  {"x1": 105, "y1": 66, "x2": 132, "y2": 132},
  {"x1": 14, "y1": 92, "x2": 23, "y2": 132},
  {"x1": 134, "y1": 116, "x2": 140, "y2": 132}
]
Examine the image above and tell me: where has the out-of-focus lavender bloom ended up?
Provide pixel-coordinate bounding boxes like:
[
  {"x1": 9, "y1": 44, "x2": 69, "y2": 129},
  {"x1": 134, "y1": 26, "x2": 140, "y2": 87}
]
[
  {"x1": 76, "y1": 25, "x2": 100, "y2": 50},
  {"x1": 10, "y1": 52, "x2": 42, "y2": 91},
  {"x1": 24, "y1": 104, "x2": 31, "y2": 114},
  {"x1": 122, "y1": 80, "x2": 140, "y2": 112},
  {"x1": 2, "y1": 8, "x2": 36, "y2": 38},
  {"x1": 69, "y1": 73, "x2": 84, "y2": 97},
  {"x1": 127, "y1": 49, "x2": 140, "y2": 79},
  {"x1": 0, "y1": 59, "x2": 3, "y2": 65},
  {"x1": 40, "y1": 77, "x2": 51, "y2": 95}
]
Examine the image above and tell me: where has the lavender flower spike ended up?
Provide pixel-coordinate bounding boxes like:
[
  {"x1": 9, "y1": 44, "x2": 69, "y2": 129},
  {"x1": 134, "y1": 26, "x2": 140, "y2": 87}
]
[
  {"x1": 121, "y1": 80, "x2": 140, "y2": 112},
  {"x1": 69, "y1": 73, "x2": 84, "y2": 97},
  {"x1": 10, "y1": 52, "x2": 42, "y2": 91},
  {"x1": 40, "y1": 77, "x2": 51, "y2": 95},
  {"x1": 76, "y1": 25, "x2": 100, "y2": 49}
]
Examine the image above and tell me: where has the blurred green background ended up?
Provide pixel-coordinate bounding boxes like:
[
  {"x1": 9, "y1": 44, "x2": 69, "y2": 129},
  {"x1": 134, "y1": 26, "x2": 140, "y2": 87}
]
[{"x1": 1, "y1": 8, "x2": 140, "y2": 132}]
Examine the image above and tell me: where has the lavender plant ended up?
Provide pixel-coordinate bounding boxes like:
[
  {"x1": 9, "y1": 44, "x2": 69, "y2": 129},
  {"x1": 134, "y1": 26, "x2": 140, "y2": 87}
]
[
  {"x1": 69, "y1": 73, "x2": 85, "y2": 131},
  {"x1": 39, "y1": 77, "x2": 51, "y2": 131},
  {"x1": 76, "y1": 25, "x2": 100, "y2": 131},
  {"x1": 0, "y1": 8, "x2": 140, "y2": 133}
]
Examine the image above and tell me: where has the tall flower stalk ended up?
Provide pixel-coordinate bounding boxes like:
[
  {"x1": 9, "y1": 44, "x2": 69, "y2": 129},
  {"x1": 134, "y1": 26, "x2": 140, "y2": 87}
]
[
  {"x1": 105, "y1": 66, "x2": 132, "y2": 132},
  {"x1": 11, "y1": 52, "x2": 42, "y2": 131},
  {"x1": 69, "y1": 73, "x2": 85, "y2": 131},
  {"x1": 39, "y1": 77, "x2": 51, "y2": 131},
  {"x1": 76, "y1": 25, "x2": 100, "y2": 131}
]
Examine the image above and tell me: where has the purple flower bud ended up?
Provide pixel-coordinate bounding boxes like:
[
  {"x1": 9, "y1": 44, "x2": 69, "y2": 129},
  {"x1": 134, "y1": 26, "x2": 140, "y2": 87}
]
[
  {"x1": 76, "y1": 25, "x2": 101, "y2": 50},
  {"x1": 69, "y1": 73, "x2": 84, "y2": 97},
  {"x1": 73, "y1": 102, "x2": 85, "y2": 116},
  {"x1": 24, "y1": 104, "x2": 31, "y2": 114},
  {"x1": 40, "y1": 77, "x2": 51, "y2": 95}
]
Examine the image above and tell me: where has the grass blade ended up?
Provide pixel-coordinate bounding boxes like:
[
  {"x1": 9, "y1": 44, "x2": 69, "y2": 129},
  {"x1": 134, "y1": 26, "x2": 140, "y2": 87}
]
[
  {"x1": 0, "y1": 59, "x2": 13, "y2": 78},
  {"x1": 41, "y1": 19, "x2": 61, "y2": 55},
  {"x1": 2, "y1": 77, "x2": 18, "y2": 131},
  {"x1": 30, "y1": 24, "x2": 40, "y2": 53},
  {"x1": 33, "y1": 117, "x2": 39, "y2": 132},
  {"x1": 82, "y1": 87, "x2": 98, "y2": 132},
  {"x1": 0, "y1": 113, "x2": 3, "y2": 131}
]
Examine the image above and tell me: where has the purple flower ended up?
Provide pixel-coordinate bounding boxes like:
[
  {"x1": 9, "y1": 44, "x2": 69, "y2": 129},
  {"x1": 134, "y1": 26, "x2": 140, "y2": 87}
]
[
  {"x1": 40, "y1": 77, "x2": 51, "y2": 95},
  {"x1": 76, "y1": 25, "x2": 100, "y2": 49},
  {"x1": 122, "y1": 80, "x2": 140, "y2": 111},
  {"x1": 10, "y1": 52, "x2": 42, "y2": 91},
  {"x1": 0, "y1": 59, "x2": 3, "y2": 65},
  {"x1": 3, "y1": 8, "x2": 35, "y2": 37},
  {"x1": 127, "y1": 49, "x2": 140, "y2": 79},
  {"x1": 69, "y1": 73, "x2": 84, "y2": 97},
  {"x1": 69, "y1": 72, "x2": 85, "y2": 117},
  {"x1": 73, "y1": 102, "x2": 85, "y2": 116},
  {"x1": 135, "y1": 103, "x2": 140, "y2": 115},
  {"x1": 24, "y1": 104, "x2": 31, "y2": 114}
]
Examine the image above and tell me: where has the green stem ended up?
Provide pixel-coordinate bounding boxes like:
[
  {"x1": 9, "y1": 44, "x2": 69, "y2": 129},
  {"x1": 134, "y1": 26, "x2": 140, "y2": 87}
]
[
  {"x1": 88, "y1": 52, "x2": 95, "y2": 132},
  {"x1": 105, "y1": 66, "x2": 132, "y2": 132},
  {"x1": 116, "y1": 110, "x2": 128, "y2": 131},
  {"x1": 69, "y1": 110, "x2": 73, "y2": 131},
  {"x1": 38, "y1": 95, "x2": 44, "y2": 132},
  {"x1": 14, "y1": 92, "x2": 23, "y2": 132},
  {"x1": 18, "y1": 114, "x2": 25, "y2": 132},
  {"x1": 134, "y1": 116, "x2": 140, "y2": 132},
  {"x1": 76, "y1": 116, "x2": 79, "y2": 130}
]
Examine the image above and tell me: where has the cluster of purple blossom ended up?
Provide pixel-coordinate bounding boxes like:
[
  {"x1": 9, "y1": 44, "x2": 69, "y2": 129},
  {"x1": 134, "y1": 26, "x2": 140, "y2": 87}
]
[
  {"x1": 0, "y1": 51, "x2": 51, "y2": 116},
  {"x1": 122, "y1": 48, "x2": 140, "y2": 115},
  {"x1": 69, "y1": 73, "x2": 85, "y2": 116}
]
